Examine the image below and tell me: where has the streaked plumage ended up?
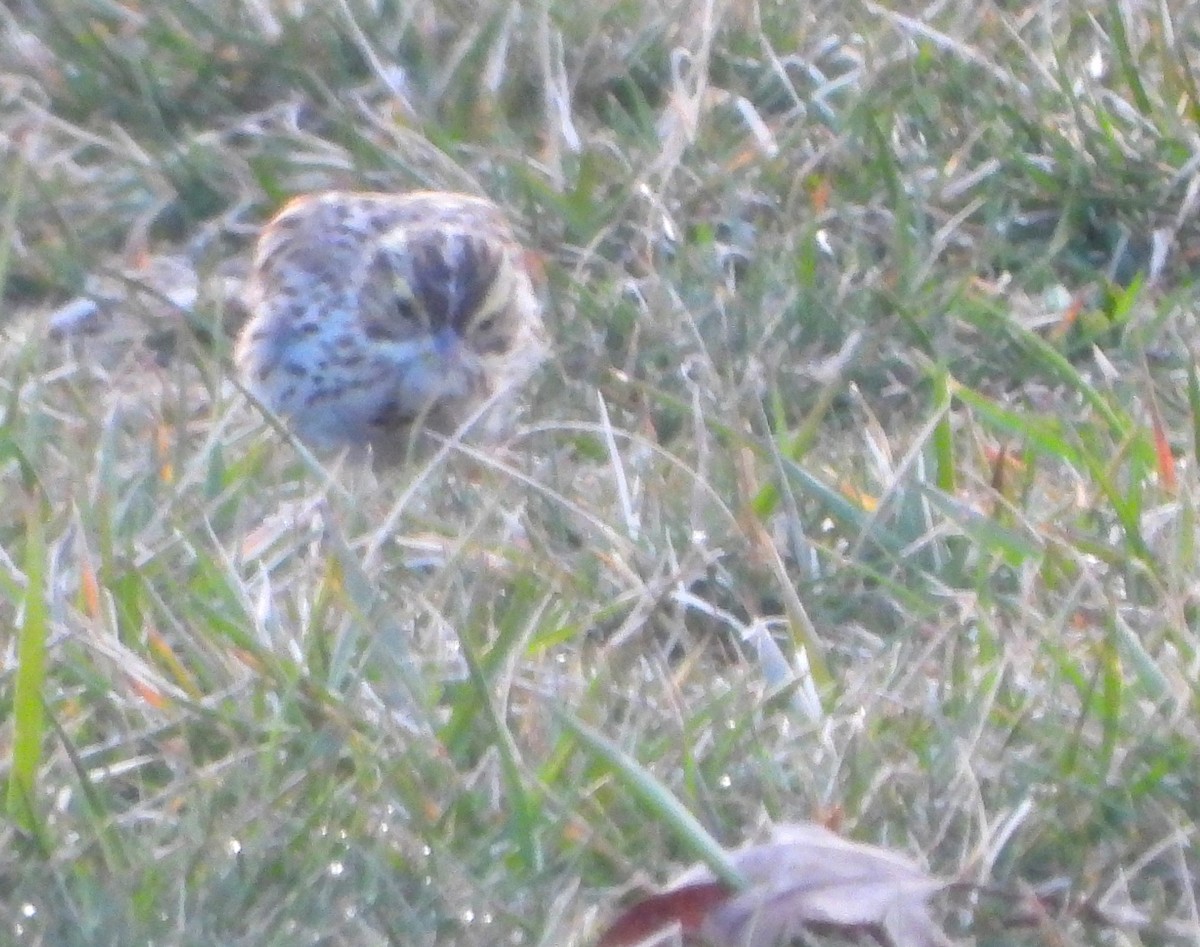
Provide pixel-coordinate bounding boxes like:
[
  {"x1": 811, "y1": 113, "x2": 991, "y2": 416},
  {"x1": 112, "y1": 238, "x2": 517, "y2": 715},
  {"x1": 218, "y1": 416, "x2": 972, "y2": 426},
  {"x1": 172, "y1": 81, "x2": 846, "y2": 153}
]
[{"x1": 235, "y1": 190, "x2": 544, "y2": 463}]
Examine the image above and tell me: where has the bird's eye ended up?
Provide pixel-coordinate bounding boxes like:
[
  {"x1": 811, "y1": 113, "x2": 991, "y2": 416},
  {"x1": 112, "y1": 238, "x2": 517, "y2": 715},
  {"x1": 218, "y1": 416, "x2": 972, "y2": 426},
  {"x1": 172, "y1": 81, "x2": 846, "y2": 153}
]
[
  {"x1": 394, "y1": 298, "x2": 417, "y2": 322},
  {"x1": 475, "y1": 314, "x2": 497, "y2": 334}
]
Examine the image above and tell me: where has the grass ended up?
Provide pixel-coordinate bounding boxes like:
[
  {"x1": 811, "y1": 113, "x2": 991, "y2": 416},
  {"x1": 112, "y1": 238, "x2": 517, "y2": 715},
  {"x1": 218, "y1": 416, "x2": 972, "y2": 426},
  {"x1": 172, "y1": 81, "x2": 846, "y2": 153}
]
[{"x1": 2, "y1": 0, "x2": 1199, "y2": 944}]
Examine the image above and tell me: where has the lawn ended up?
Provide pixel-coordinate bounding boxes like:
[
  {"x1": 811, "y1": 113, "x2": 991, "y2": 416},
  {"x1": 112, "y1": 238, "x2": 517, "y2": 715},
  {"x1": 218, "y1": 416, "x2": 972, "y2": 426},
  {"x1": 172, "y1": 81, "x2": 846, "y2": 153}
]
[{"x1": 1, "y1": 1, "x2": 1199, "y2": 945}]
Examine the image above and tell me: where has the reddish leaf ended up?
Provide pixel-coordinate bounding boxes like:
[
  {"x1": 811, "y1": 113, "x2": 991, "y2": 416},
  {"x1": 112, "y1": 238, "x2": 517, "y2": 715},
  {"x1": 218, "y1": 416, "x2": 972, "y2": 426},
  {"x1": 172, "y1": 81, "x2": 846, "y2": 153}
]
[
  {"x1": 127, "y1": 676, "x2": 169, "y2": 710},
  {"x1": 598, "y1": 881, "x2": 734, "y2": 947},
  {"x1": 79, "y1": 557, "x2": 102, "y2": 620},
  {"x1": 1149, "y1": 398, "x2": 1177, "y2": 492}
]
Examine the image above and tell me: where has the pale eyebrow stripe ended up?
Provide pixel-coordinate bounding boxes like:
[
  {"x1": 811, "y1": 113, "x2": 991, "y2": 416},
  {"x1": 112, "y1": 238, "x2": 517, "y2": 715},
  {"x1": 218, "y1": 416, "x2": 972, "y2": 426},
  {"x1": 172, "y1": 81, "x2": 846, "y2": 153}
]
[{"x1": 470, "y1": 250, "x2": 516, "y2": 325}]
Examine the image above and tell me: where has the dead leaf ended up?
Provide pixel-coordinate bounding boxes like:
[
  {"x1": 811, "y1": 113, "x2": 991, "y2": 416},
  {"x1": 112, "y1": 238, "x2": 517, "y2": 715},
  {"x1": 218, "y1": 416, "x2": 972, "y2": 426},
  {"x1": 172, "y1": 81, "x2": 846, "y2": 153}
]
[
  {"x1": 691, "y1": 823, "x2": 952, "y2": 947},
  {"x1": 599, "y1": 822, "x2": 954, "y2": 947}
]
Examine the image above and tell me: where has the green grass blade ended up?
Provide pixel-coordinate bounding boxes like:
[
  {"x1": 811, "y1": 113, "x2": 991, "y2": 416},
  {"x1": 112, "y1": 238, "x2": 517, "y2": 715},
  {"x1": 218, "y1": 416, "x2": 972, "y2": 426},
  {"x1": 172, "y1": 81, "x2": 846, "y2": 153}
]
[
  {"x1": 7, "y1": 501, "x2": 49, "y2": 838},
  {"x1": 931, "y1": 369, "x2": 956, "y2": 493},
  {"x1": 0, "y1": 143, "x2": 26, "y2": 306},
  {"x1": 455, "y1": 626, "x2": 540, "y2": 869},
  {"x1": 555, "y1": 709, "x2": 745, "y2": 889},
  {"x1": 1003, "y1": 323, "x2": 1129, "y2": 437},
  {"x1": 951, "y1": 381, "x2": 1085, "y2": 467},
  {"x1": 922, "y1": 488, "x2": 1044, "y2": 568},
  {"x1": 1105, "y1": 0, "x2": 1153, "y2": 114}
]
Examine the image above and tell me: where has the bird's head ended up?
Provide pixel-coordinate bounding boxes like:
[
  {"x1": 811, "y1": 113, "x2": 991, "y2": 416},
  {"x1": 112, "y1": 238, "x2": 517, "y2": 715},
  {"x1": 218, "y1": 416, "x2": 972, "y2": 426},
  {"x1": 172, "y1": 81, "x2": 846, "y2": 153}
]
[{"x1": 369, "y1": 225, "x2": 521, "y2": 348}]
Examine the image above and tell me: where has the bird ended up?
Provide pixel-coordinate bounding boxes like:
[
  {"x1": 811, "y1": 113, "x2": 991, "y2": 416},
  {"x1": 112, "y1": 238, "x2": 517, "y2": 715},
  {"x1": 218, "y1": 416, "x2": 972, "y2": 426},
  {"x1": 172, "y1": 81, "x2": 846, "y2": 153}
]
[{"x1": 234, "y1": 190, "x2": 545, "y2": 464}]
